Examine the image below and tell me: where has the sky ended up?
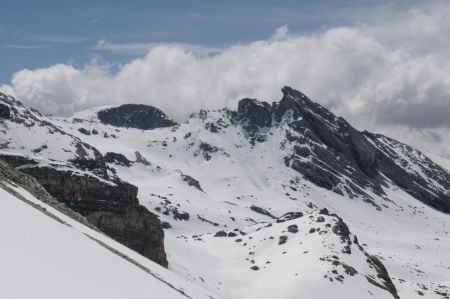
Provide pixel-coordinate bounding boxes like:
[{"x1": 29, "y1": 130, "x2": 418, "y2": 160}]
[{"x1": 1, "y1": 0, "x2": 450, "y2": 159}]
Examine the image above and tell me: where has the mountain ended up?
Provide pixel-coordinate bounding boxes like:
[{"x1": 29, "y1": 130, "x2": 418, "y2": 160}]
[{"x1": 0, "y1": 88, "x2": 449, "y2": 298}]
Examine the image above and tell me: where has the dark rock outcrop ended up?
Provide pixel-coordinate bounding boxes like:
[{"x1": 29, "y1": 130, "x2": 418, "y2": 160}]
[
  {"x1": 250, "y1": 205, "x2": 277, "y2": 219},
  {"x1": 0, "y1": 103, "x2": 10, "y2": 119},
  {"x1": 276, "y1": 211, "x2": 303, "y2": 223},
  {"x1": 70, "y1": 142, "x2": 108, "y2": 177},
  {"x1": 214, "y1": 230, "x2": 227, "y2": 237},
  {"x1": 287, "y1": 224, "x2": 298, "y2": 233},
  {"x1": 0, "y1": 154, "x2": 37, "y2": 168},
  {"x1": 238, "y1": 98, "x2": 272, "y2": 130},
  {"x1": 78, "y1": 127, "x2": 91, "y2": 135},
  {"x1": 364, "y1": 132, "x2": 450, "y2": 213},
  {"x1": 180, "y1": 173, "x2": 204, "y2": 192},
  {"x1": 105, "y1": 152, "x2": 132, "y2": 167},
  {"x1": 135, "y1": 151, "x2": 151, "y2": 165},
  {"x1": 97, "y1": 104, "x2": 177, "y2": 130}
]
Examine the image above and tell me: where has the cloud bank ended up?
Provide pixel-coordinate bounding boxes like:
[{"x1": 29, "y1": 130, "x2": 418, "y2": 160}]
[{"x1": 2, "y1": 2, "x2": 450, "y2": 157}]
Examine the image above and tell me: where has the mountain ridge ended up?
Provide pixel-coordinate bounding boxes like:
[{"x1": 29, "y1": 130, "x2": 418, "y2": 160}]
[{"x1": 0, "y1": 88, "x2": 449, "y2": 298}]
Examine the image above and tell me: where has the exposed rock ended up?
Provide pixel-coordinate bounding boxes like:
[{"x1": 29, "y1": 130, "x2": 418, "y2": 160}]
[
  {"x1": 180, "y1": 173, "x2": 204, "y2": 192},
  {"x1": 161, "y1": 221, "x2": 172, "y2": 229},
  {"x1": 105, "y1": 152, "x2": 132, "y2": 167},
  {"x1": 173, "y1": 210, "x2": 189, "y2": 221},
  {"x1": 363, "y1": 252, "x2": 400, "y2": 299},
  {"x1": 70, "y1": 142, "x2": 108, "y2": 177},
  {"x1": 276, "y1": 211, "x2": 303, "y2": 223},
  {"x1": 319, "y1": 208, "x2": 330, "y2": 215},
  {"x1": 87, "y1": 205, "x2": 167, "y2": 267},
  {"x1": 0, "y1": 103, "x2": 10, "y2": 119},
  {"x1": 279, "y1": 235, "x2": 288, "y2": 245},
  {"x1": 134, "y1": 151, "x2": 151, "y2": 166},
  {"x1": 364, "y1": 131, "x2": 450, "y2": 213},
  {"x1": 250, "y1": 205, "x2": 277, "y2": 219},
  {"x1": 237, "y1": 98, "x2": 272, "y2": 130},
  {"x1": 317, "y1": 216, "x2": 325, "y2": 223},
  {"x1": 198, "y1": 142, "x2": 219, "y2": 161},
  {"x1": 287, "y1": 224, "x2": 298, "y2": 233},
  {"x1": 78, "y1": 127, "x2": 91, "y2": 135},
  {"x1": 214, "y1": 230, "x2": 228, "y2": 237},
  {"x1": 97, "y1": 104, "x2": 177, "y2": 130},
  {"x1": 0, "y1": 154, "x2": 38, "y2": 168}
]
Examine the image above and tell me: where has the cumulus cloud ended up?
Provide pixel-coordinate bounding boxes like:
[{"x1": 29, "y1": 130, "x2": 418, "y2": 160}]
[{"x1": 3, "y1": 2, "x2": 450, "y2": 156}]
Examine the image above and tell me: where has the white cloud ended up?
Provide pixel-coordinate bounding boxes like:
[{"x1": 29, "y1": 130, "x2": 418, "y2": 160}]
[
  {"x1": 94, "y1": 39, "x2": 223, "y2": 56},
  {"x1": 4, "y1": 2, "x2": 450, "y2": 157}
]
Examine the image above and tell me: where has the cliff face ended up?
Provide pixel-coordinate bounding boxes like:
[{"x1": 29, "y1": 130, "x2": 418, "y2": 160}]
[{"x1": 0, "y1": 153, "x2": 168, "y2": 267}]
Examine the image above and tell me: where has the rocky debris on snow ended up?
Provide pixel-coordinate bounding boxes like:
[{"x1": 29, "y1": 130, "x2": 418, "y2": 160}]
[
  {"x1": 279, "y1": 235, "x2": 288, "y2": 245},
  {"x1": 105, "y1": 152, "x2": 132, "y2": 167},
  {"x1": 276, "y1": 211, "x2": 303, "y2": 223},
  {"x1": 71, "y1": 142, "x2": 108, "y2": 177},
  {"x1": 214, "y1": 230, "x2": 228, "y2": 237},
  {"x1": 287, "y1": 224, "x2": 298, "y2": 233},
  {"x1": 97, "y1": 104, "x2": 177, "y2": 130},
  {"x1": 316, "y1": 216, "x2": 325, "y2": 223},
  {"x1": 180, "y1": 173, "x2": 204, "y2": 192},
  {"x1": 134, "y1": 151, "x2": 151, "y2": 166},
  {"x1": 173, "y1": 210, "x2": 190, "y2": 221},
  {"x1": 78, "y1": 127, "x2": 91, "y2": 135},
  {"x1": 250, "y1": 205, "x2": 277, "y2": 219},
  {"x1": 205, "y1": 122, "x2": 221, "y2": 133},
  {"x1": 197, "y1": 142, "x2": 219, "y2": 161},
  {"x1": 197, "y1": 215, "x2": 219, "y2": 226}
]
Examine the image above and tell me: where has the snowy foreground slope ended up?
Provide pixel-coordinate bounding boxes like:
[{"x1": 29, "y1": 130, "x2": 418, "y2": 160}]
[
  {"x1": 0, "y1": 88, "x2": 450, "y2": 298},
  {"x1": 0, "y1": 163, "x2": 212, "y2": 299}
]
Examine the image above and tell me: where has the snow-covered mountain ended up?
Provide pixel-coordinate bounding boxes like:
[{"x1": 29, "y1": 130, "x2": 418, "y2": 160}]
[{"x1": 0, "y1": 87, "x2": 449, "y2": 299}]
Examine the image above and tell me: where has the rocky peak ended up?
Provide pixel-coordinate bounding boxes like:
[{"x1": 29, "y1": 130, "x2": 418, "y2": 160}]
[
  {"x1": 230, "y1": 86, "x2": 450, "y2": 213},
  {"x1": 97, "y1": 104, "x2": 177, "y2": 130},
  {"x1": 237, "y1": 98, "x2": 272, "y2": 129}
]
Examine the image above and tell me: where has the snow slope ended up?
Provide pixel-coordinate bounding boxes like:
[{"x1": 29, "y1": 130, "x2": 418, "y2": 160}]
[{"x1": 0, "y1": 183, "x2": 212, "y2": 299}]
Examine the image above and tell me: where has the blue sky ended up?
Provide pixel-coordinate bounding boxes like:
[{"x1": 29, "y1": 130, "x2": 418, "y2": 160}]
[{"x1": 0, "y1": 0, "x2": 417, "y2": 83}]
